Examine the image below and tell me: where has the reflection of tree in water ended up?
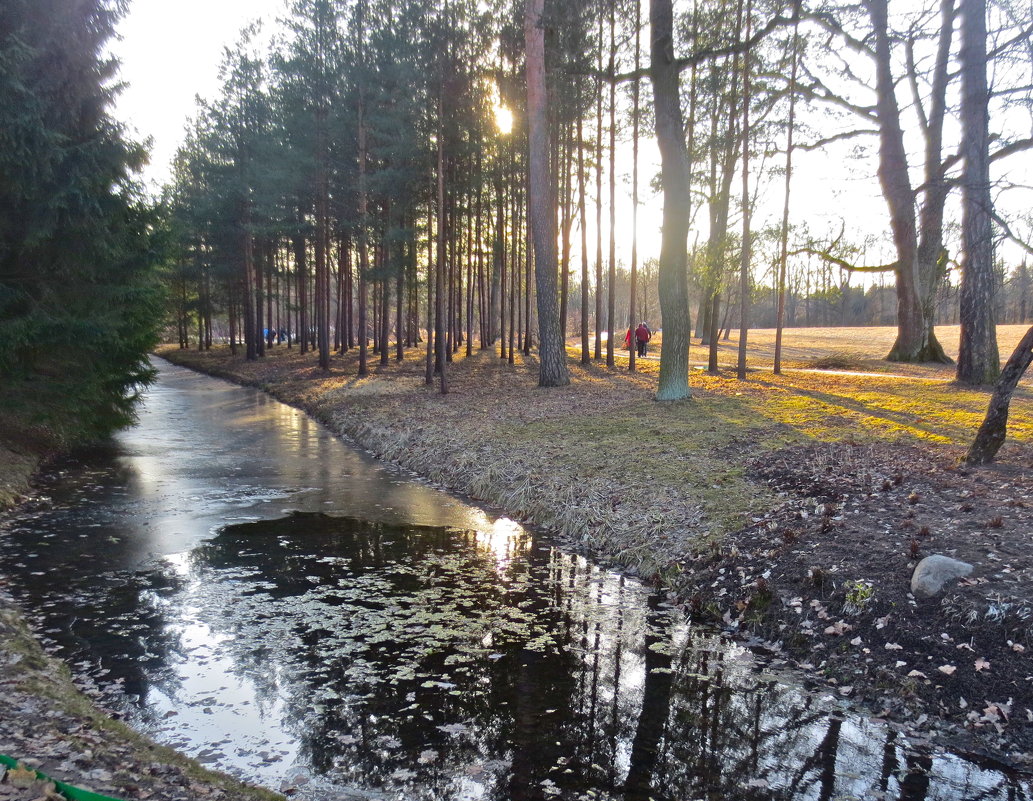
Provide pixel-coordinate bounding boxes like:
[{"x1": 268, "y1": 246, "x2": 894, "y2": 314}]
[
  {"x1": 188, "y1": 514, "x2": 593, "y2": 798},
  {"x1": 0, "y1": 551, "x2": 187, "y2": 718},
  {"x1": 0, "y1": 457, "x2": 188, "y2": 715},
  {"x1": 178, "y1": 513, "x2": 1026, "y2": 801},
  {"x1": 617, "y1": 619, "x2": 1028, "y2": 801}
]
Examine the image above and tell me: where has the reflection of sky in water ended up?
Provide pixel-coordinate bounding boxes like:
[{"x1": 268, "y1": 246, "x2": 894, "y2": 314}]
[{"x1": 0, "y1": 360, "x2": 1027, "y2": 801}]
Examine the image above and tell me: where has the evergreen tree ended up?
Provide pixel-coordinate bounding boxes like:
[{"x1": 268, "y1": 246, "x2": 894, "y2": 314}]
[{"x1": 0, "y1": 0, "x2": 161, "y2": 447}]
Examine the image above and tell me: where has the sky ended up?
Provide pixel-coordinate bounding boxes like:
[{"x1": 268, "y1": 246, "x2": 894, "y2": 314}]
[{"x1": 112, "y1": 0, "x2": 284, "y2": 192}]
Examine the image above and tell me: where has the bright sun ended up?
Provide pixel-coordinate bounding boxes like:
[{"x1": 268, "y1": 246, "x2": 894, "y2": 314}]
[{"x1": 494, "y1": 103, "x2": 513, "y2": 134}]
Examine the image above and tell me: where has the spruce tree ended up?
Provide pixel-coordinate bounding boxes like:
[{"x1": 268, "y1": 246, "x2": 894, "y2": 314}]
[{"x1": 0, "y1": 0, "x2": 161, "y2": 446}]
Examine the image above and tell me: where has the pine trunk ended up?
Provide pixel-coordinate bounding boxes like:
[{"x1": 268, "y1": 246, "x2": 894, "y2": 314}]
[
  {"x1": 649, "y1": 0, "x2": 691, "y2": 400},
  {"x1": 956, "y1": 0, "x2": 999, "y2": 385},
  {"x1": 525, "y1": 0, "x2": 570, "y2": 387}
]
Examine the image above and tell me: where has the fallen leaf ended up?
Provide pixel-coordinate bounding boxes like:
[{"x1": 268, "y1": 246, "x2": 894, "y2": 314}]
[
  {"x1": 975, "y1": 658, "x2": 990, "y2": 672},
  {"x1": 938, "y1": 665, "x2": 957, "y2": 675}
]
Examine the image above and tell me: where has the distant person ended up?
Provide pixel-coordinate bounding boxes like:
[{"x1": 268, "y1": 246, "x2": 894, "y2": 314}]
[
  {"x1": 635, "y1": 322, "x2": 651, "y2": 357},
  {"x1": 624, "y1": 327, "x2": 633, "y2": 350}
]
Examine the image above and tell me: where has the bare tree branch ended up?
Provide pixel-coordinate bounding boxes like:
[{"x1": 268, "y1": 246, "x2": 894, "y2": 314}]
[
  {"x1": 808, "y1": 10, "x2": 874, "y2": 56},
  {"x1": 795, "y1": 128, "x2": 878, "y2": 150},
  {"x1": 990, "y1": 83, "x2": 1033, "y2": 98},
  {"x1": 794, "y1": 79, "x2": 879, "y2": 120},
  {"x1": 990, "y1": 136, "x2": 1033, "y2": 164},
  {"x1": 790, "y1": 247, "x2": 900, "y2": 273},
  {"x1": 573, "y1": 12, "x2": 798, "y2": 84},
  {"x1": 904, "y1": 34, "x2": 930, "y2": 135},
  {"x1": 987, "y1": 21, "x2": 1033, "y2": 59},
  {"x1": 991, "y1": 210, "x2": 1033, "y2": 258}
]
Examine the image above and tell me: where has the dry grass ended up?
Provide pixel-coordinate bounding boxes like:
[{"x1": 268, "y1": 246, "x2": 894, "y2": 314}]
[
  {"x1": 0, "y1": 445, "x2": 40, "y2": 511},
  {"x1": 156, "y1": 325, "x2": 1032, "y2": 581}
]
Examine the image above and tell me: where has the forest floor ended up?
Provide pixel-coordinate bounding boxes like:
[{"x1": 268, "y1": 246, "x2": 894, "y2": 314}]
[
  {"x1": 153, "y1": 324, "x2": 1033, "y2": 770},
  {"x1": 2, "y1": 323, "x2": 1032, "y2": 794}
]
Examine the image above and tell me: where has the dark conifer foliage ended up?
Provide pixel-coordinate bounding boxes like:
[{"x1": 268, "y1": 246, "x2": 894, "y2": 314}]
[{"x1": 0, "y1": 0, "x2": 161, "y2": 447}]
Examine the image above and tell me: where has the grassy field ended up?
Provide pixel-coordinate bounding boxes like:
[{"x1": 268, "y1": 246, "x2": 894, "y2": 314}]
[{"x1": 586, "y1": 323, "x2": 1033, "y2": 374}]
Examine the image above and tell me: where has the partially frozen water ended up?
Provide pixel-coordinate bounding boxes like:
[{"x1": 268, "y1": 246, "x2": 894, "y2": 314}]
[{"x1": 1, "y1": 359, "x2": 1027, "y2": 800}]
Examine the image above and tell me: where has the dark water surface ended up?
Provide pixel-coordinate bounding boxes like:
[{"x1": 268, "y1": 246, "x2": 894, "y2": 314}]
[{"x1": 0, "y1": 360, "x2": 1027, "y2": 801}]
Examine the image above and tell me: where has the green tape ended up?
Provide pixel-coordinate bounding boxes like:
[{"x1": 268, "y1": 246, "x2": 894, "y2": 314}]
[{"x1": 0, "y1": 753, "x2": 127, "y2": 801}]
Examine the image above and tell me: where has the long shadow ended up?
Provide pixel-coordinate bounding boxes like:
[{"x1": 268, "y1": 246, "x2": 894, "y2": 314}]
[{"x1": 751, "y1": 378, "x2": 972, "y2": 441}]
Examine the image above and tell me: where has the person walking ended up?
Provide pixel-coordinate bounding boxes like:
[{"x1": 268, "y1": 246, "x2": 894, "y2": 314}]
[{"x1": 635, "y1": 322, "x2": 651, "y2": 357}]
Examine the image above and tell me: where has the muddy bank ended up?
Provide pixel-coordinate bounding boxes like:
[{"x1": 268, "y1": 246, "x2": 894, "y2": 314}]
[{"x1": 155, "y1": 344, "x2": 1033, "y2": 769}]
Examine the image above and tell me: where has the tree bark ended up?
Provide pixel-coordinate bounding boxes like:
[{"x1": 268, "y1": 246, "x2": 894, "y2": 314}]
[
  {"x1": 629, "y1": 0, "x2": 641, "y2": 373},
  {"x1": 577, "y1": 114, "x2": 591, "y2": 364},
  {"x1": 773, "y1": 2, "x2": 800, "y2": 375},
  {"x1": 606, "y1": 0, "x2": 617, "y2": 369},
  {"x1": 956, "y1": 0, "x2": 1000, "y2": 385},
  {"x1": 649, "y1": 0, "x2": 691, "y2": 400},
  {"x1": 736, "y1": 0, "x2": 752, "y2": 380},
  {"x1": 525, "y1": 0, "x2": 570, "y2": 387},
  {"x1": 965, "y1": 325, "x2": 1033, "y2": 463},
  {"x1": 868, "y1": 0, "x2": 950, "y2": 364}
]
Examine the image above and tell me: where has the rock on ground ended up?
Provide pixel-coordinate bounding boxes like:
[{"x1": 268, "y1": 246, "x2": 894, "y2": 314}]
[{"x1": 911, "y1": 554, "x2": 974, "y2": 598}]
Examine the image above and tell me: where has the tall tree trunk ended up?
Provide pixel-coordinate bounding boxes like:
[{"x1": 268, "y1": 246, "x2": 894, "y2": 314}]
[
  {"x1": 356, "y1": 0, "x2": 369, "y2": 377},
  {"x1": 577, "y1": 114, "x2": 591, "y2": 364},
  {"x1": 649, "y1": 0, "x2": 691, "y2": 400},
  {"x1": 868, "y1": 0, "x2": 950, "y2": 364},
  {"x1": 629, "y1": 0, "x2": 641, "y2": 372},
  {"x1": 956, "y1": 0, "x2": 999, "y2": 385},
  {"x1": 774, "y1": 2, "x2": 800, "y2": 375},
  {"x1": 243, "y1": 204, "x2": 257, "y2": 362},
  {"x1": 606, "y1": 0, "x2": 617, "y2": 369},
  {"x1": 255, "y1": 239, "x2": 265, "y2": 358},
  {"x1": 595, "y1": 9, "x2": 604, "y2": 361},
  {"x1": 498, "y1": 177, "x2": 507, "y2": 358},
  {"x1": 435, "y1": 89, "x2": 449, "y2": 393},
  {"x1": 296, "y1": 203, "x2": 308, "y2": 355},
  {"x1": 559, "y1": 124, "x2": 572, "y2": 344},
  {"x1": 525, "y1": 0, "x2": 570, "y2": 387},
  {"x1": 736, "y1": 0, "x2": 752, "y2": 380},
  {"x1": 425, "y1": 197, "x2": 435, "y2": 385},
  {"x1": 397, "y1": 248, "x2": 405, "y2": 361}
]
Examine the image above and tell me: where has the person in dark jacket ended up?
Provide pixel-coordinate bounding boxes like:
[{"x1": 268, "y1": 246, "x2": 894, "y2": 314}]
[{"x1": 635, "y1": 322, "x2": 651, "y2": 357}]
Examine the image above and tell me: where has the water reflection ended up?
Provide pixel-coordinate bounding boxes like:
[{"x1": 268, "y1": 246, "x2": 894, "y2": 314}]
[
  {"x1": 0, "y1": 362, "x2": 1028, "y2": 800},
  {"x1": 8, "y1": 511, "x2": 1024, "y2": 800}
]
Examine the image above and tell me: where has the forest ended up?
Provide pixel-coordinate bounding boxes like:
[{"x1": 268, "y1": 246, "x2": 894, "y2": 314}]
[{"x1": 162, "y1": 0, "x2": 1033, "y2": 401}]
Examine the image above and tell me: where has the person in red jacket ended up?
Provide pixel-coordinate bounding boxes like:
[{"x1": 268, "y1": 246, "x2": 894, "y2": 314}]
[{"x1": 635, "y1": 322, "x2": 651, "y2": 357}]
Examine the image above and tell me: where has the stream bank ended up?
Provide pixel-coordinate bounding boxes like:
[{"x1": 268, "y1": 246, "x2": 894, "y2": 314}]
[{"x1": 155, "y1": 343, "x2": 1033, "y2": 769}]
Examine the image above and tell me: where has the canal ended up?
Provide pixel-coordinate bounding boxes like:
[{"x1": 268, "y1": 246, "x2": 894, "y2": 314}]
[{"x1": 0, "y1": 359, "x2": 1026, "y2": 800}]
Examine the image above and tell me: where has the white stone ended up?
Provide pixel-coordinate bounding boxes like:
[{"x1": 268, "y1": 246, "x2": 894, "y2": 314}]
[{"x1": 910, "y1": 555, "x2": 974, "y2": 598}]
